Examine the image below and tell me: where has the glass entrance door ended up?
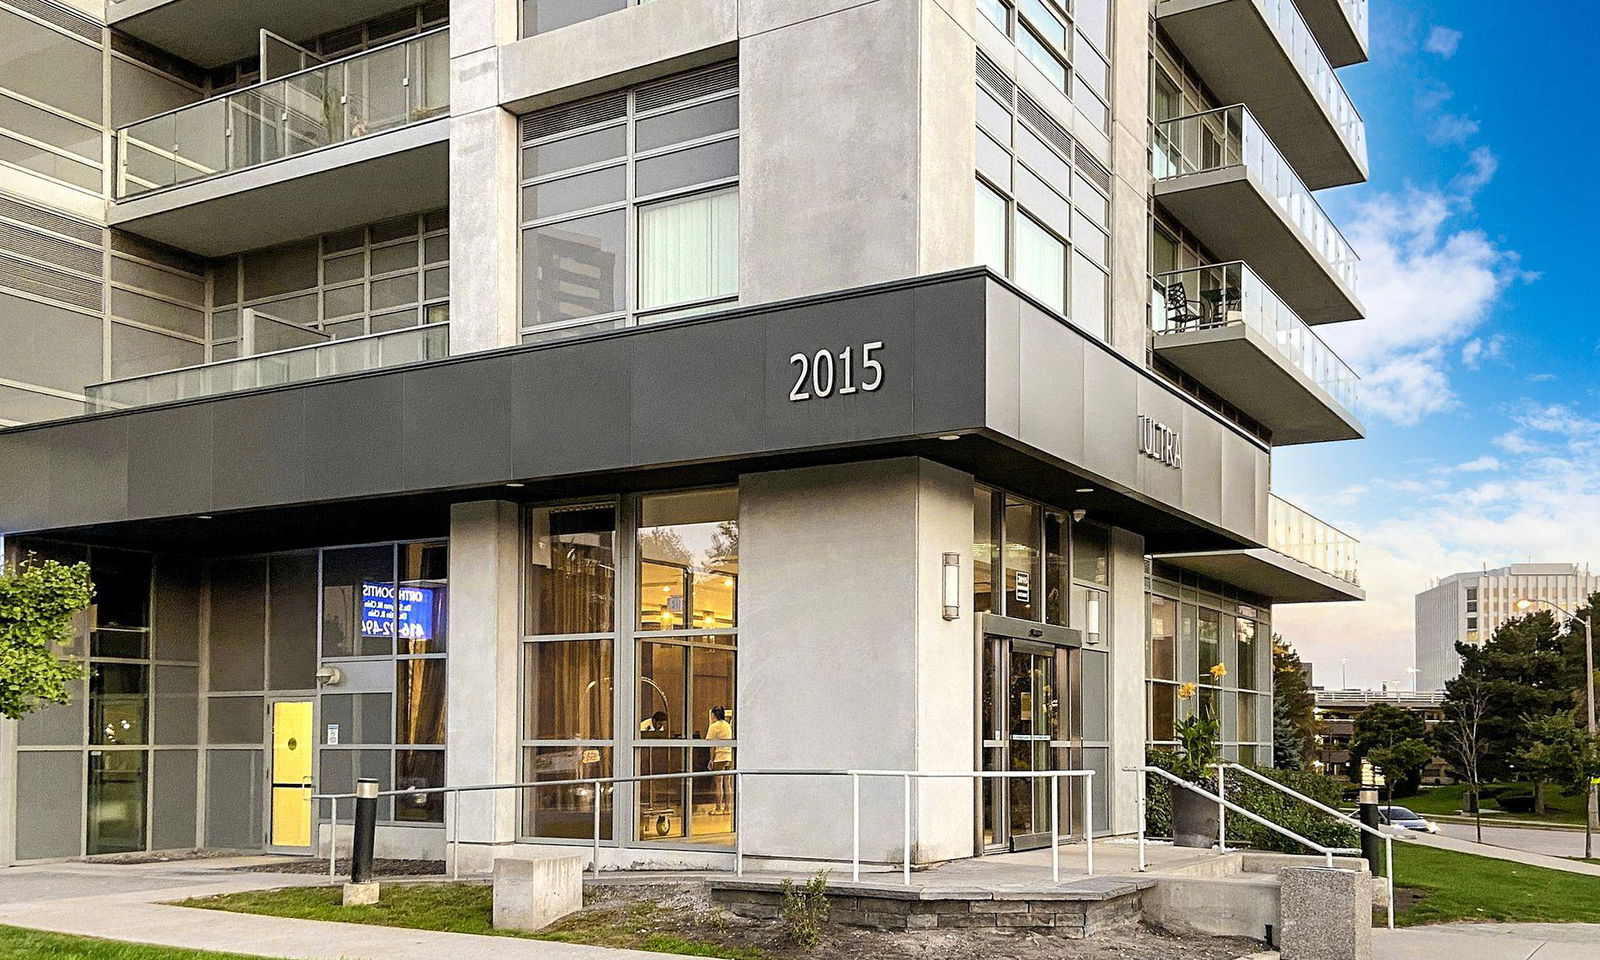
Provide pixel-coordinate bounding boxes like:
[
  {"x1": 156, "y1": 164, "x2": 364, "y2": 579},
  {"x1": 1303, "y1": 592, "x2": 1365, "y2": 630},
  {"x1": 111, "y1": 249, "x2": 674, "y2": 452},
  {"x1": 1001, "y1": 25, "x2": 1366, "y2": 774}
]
[
  {"x1": 268, "y1": 699, "x2": 315, "y2": 850},
  {"x1": 981, "y1": 637, "x2": 1074, "y2": 851}
]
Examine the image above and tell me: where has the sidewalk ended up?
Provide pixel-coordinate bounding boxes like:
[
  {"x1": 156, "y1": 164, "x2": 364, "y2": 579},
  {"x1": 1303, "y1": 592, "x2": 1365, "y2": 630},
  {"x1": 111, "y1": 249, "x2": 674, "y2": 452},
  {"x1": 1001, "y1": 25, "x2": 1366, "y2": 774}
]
[
  {"x1": 1404, "y1": 830, "x2": 1600, "y2": 877},
  {"x1": 1372, "y1": 922, "x2": 1600, "y2": 960},
  {"x1": 0, "y1": 859, "x2": 662, "y2": 960}
]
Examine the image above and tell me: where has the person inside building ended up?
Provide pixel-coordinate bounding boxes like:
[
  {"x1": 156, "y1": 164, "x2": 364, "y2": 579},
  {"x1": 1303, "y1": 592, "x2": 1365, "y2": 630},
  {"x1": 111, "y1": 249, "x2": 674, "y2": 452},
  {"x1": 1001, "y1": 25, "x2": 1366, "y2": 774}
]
[{"x1": 708, "y1": 706, "x2": 734, "y2": 815}]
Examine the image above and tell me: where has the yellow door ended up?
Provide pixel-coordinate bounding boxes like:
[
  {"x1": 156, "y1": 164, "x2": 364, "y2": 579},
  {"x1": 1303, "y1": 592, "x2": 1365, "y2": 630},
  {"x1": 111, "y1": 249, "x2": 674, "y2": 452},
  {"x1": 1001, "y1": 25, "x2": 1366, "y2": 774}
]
[{"x1": 270, "y1": 700, "x2": 315, "y2": 848}]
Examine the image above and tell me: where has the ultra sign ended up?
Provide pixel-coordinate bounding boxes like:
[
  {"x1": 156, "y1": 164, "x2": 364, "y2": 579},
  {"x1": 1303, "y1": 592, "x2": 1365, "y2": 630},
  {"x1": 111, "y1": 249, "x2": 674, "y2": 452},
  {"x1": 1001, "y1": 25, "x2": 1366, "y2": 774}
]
[{"x1": 1138, "y1": 416, "x2": 1182, "y2": 469}]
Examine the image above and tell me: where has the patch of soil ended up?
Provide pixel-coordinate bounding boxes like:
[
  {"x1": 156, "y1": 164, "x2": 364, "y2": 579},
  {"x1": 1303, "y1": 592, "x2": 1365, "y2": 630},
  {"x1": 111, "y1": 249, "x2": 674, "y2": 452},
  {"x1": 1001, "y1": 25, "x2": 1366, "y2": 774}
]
[
  {"x1": 79, "y1": 850, "x2": 243, "y2": 866},
  {"x1": 237, "y1": 858, "x2": 446, "y2": 877},
  {"x1": 1386, "y1": 885, "x2": 1427, "y2": 915},
  {"x1": 562, "y1": 882, "x2": 1259, "y2": 960}
]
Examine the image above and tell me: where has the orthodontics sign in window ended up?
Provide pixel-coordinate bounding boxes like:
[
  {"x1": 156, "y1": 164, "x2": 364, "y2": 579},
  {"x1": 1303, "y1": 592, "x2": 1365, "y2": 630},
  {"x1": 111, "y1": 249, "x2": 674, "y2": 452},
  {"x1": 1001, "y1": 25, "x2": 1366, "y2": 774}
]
[{"x1": 361, "y1": 581, "x2": 439, "y2": 641}]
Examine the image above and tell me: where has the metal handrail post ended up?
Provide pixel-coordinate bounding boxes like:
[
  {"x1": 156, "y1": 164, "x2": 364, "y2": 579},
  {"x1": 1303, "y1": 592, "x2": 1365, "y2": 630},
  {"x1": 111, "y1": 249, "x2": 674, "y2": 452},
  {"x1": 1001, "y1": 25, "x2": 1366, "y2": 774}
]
[
  {"x1": 449, "y1": 789, "x2": 459, "y2": 881},
  {"x1": 328, "y1": 797, "x2": 338, "y2": 879},
  {"x1": 1085, "y1": 772, "x2": 1094, "y2": 877},
  {"x1": 902, "y1": 773, "x2": 912, "y2": 885},
  {"x1": 1217, "y1": 763, "x2": 1228, "y2": 851},
  {"x1": 734, "y1": 772, "x2": 743, "y2": 877},
  {"x1": 1384, "y1": 836, "x2": 1394, "y2": 930},
  {"x1": 851, "y1": 773, "x2": 861, "y2": 882},
  {"x1": 592, "y1": 795, "x2": 602, "y2": 878},
  {"x1": 1136, "y1": 768, "x2": 1147, "y2": 872},
  {"x1": 1141, "y1": 765, "x2": 1349, "y2": 860},
  {"x1": 1050, "y1": 775, "x2": 1060, "y2": 884}
]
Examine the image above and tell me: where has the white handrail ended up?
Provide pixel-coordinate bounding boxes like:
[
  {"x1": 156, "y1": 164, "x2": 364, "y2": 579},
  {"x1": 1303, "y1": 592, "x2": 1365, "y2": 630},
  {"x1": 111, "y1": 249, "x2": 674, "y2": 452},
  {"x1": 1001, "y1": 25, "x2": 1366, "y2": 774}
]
[
  {"x1": 1218, "y1": 762, "x2": 1395, "y2": 930},
  {"x1": 316, "y1": 767, "x2": 1096, "y2": 888},
  {"x1": 1130, "y1": 765, "x2": 1359, "y2": 870}
]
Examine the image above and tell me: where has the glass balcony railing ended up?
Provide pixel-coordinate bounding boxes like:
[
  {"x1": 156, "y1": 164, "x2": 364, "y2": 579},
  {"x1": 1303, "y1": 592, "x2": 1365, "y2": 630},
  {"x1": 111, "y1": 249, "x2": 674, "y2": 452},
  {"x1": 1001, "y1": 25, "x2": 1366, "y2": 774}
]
[
  {"x1": 115, "y1": 28, "x2": 449, "y2": 199},
  {"x1": 85, "y1": 323, "x2": 448, "y2": 413},
  {"x1": 1339, "y1": 0, "x2": 1369, "y2": 50},
  {"x1": 1256, "y1": 0, "x2": 1366, "y2": 166},
  {"x1": 1153, "y1": 105, "x2": 1359, "y2": 294},
  {"x1": 1153, "y1": 262, "x2": 1358, "y2": 412},
  {"x1": 1268, "y1": 494, "x2": 1360, "y2": 585}
]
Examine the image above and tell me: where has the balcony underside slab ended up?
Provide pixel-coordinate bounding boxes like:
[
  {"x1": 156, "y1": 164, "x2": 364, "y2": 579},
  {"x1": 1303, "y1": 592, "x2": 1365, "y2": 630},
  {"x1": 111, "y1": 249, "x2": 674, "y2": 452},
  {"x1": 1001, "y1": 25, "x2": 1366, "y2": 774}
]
[
  {"x1": 1154, "y1": 325, "x2": 1362, "y2": 445},
  {"x1": 109, "y1": 120, "x2": 450, "y2": 257},
  {"x1": 108, "y1": 0, "x2": 424, "y2": 67},
  {"x1": 1155, "y1": 168, "x2": 1363, "y2": 324},
  {"x1": 1152, "y1": 548, "x2": 1365, "y2": 603},
  {"x1": 1157, "y1": 0, "x2": 1366, "y2": 188},
  {"x1": 1296, "y1": 0, "x2": 1368, "y2": 67}
]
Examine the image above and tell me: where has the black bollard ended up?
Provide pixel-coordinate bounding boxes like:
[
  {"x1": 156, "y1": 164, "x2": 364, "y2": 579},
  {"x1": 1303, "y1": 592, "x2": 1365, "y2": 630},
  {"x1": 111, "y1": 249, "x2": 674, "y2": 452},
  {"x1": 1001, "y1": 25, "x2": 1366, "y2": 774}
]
[
  {"x1": 351, "y1": 778, "x2": 379, "y2": 885},
  {"x1": 1359, "y1": 793, "x2": 1382, "y2": 872}
]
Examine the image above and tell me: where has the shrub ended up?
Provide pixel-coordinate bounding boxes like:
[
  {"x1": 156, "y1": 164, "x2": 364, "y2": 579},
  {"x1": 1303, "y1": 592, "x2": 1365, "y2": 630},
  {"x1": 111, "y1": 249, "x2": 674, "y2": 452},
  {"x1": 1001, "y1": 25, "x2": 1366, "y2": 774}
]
[
  {"x1": 1496, "y1": 793, "x2": 1535, "y2": 814},
  {"x1": 779, "y1": 870, "x2": 830, "y2": 950},
  {"x1": 1145, "y1": 750, "x2": 1360, "y2": 854}
]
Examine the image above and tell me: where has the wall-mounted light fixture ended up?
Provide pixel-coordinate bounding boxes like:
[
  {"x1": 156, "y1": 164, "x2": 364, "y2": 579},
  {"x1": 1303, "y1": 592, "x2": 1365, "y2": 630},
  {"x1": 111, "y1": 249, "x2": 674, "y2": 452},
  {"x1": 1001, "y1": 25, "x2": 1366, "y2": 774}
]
[
  {"x1": 1086, "y1": 595, "x2": 1102, "y2": 642},
  {"x1": 942, "y1": 552, "x2": 961, "y2": 620}
]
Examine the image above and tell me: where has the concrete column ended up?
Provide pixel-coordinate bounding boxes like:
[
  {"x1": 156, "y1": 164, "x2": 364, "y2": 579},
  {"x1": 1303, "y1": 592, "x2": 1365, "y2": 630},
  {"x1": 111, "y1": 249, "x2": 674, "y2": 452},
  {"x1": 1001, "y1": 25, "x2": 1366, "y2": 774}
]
[
  {"x1": 737, "y1": 458, "x2": 975, "y2": 866},
  {"x1": 1108, "y1": 527, "x2": 1147, "y2": 834},
  {"x1": 1105, "y1": 0, "x2": 1156, "y2": 362},
  {"x1": 449, "y1": 0, "x2": 521, "y2": 355},
  {"x1": 446, "y1": 500, "x2": 522, "y2": 871},
  {"x1": 0, "y1": 718, "x2": 15, "y2": 866}
]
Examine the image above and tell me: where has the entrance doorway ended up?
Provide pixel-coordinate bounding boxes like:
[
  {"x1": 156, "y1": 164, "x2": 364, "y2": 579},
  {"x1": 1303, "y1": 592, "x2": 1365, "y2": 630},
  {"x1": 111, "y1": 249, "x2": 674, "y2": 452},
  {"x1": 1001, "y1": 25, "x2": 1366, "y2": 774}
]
[
  {"x1": 980, "y1": 636, "x2": 1079, "y2": 851},
  {"x1": 268, "y1": 699, "x2": 315, "y2": 851}
]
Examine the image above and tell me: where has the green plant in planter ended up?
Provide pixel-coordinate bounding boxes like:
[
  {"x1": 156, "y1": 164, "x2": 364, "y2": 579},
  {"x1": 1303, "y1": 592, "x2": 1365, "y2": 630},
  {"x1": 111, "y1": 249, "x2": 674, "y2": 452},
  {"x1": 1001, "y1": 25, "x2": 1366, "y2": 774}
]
[{"x1": 1172, "y1": 665, "x2": 1226, "y2": 781}]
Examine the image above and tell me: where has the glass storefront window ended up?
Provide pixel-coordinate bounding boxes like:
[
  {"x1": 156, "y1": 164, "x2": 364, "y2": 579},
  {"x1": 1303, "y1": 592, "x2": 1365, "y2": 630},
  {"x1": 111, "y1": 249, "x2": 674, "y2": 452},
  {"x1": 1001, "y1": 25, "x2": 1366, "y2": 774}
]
[
  {"x1": 393, "y1": 749, "x2": 445, "y2": 823},
  {"x1": 1235, "y1": 618, "x2": 1258, "y2": 691},
  {"x1": 1198, "y1": 608, "x2": 1221, "y2": 675},
  {"x1": 395, "y1": 659, "x2": 446, "y2": 745},
  {"x1": 1072, "y1": 523, "x2": 1109, "y2": 585},
  {"x1": 88, "y1": 750, "x2": 146, "y2": 855},
  {"x1": 90, "y1": 663, "x2": 148, "y2": 746},
  {"x1": 1003, "y1": 498, "x2": 1042, "y2": 621},
  {"x1": 321, "y1": 545, "x2": 396, "y2": 658},
  {"x1": 525, "y1": 640, "x2": 613, "y2": 741},
  {"x1": 398, "y1": 542, "x2": 448, "y2": 655},
  {"x1": 1043, "y1": 511, "x2": 1069, "y2": 626},
  {"x1": 1149, "y1": 596, "x2": 1176, "y2": 681},
  {"x1": 974, "y1": 487, "x2": 996, "y2": 615},
  {"x1": 523, "y1": 745, "x2": 613, "y2": 840},
  {"x1": 637, "y1": 489, "x2": 738, "y2": 632},
  {"x1": 1149, "y1": 682, "x2": 1175, "y2": 741},
  {"x1": 527, "y1": 506, "x2": 616, "y2": 635}
]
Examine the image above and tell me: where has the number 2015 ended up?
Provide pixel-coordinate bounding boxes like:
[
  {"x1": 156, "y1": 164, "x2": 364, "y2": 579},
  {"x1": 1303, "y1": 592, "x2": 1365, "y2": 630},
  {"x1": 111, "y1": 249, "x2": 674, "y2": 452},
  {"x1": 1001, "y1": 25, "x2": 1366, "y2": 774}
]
[{"x1": 789, "y1": 341, "x2": 885, "y2": 402}]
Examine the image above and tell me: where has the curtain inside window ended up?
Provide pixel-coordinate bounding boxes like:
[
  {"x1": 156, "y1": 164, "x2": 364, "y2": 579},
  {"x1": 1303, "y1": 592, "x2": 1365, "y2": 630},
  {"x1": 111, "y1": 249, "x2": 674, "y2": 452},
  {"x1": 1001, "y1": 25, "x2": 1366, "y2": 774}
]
[
  {"x1": 975, "y1": 182, "x2": 1008, "y2": 274},
  {"x1": 638, "y1": 188, "x2": 738, "y2": 311},
  {"x1": 1014, "y1": 213, "x2": 1065, "y2": 313}
]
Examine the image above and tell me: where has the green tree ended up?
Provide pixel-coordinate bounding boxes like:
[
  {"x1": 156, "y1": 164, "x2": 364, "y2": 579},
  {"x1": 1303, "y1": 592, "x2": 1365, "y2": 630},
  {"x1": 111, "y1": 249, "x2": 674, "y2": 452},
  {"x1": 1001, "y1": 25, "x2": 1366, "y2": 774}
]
[
  {"x1": 1271, "y1": 636, "x2": 1316, "y2": 770},
  {"x1": 1448, "y1": 610, "x2": 1570, "y2": 785},
  {"x1": 1350, "y1": 702, "x2": 1431, "y2": 796},
  {"x1": 1520, "y1": 711, "x2": 1600, "y2": 813},
  {"x1": 0, "y1": 557, "x2": 93, "y2": 721},
  {"x1": 1435, "y1": 677, "x2": 1491, "y2": 841}
]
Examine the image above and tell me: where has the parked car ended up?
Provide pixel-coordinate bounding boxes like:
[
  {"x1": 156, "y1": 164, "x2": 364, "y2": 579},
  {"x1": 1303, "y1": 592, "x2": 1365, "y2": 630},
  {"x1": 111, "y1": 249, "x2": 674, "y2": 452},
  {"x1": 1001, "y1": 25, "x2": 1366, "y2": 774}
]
[{"x1": 1349, "y1": 805, "x2": 1439, "y2": 833}]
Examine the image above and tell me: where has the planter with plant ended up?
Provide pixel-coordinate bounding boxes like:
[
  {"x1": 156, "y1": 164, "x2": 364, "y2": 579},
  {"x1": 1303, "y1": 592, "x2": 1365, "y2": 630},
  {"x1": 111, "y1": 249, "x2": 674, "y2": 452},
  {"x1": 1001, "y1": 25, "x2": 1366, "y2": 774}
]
[{"x1": 1169, "y1": 665, "x2": 1225, "y2": 848}]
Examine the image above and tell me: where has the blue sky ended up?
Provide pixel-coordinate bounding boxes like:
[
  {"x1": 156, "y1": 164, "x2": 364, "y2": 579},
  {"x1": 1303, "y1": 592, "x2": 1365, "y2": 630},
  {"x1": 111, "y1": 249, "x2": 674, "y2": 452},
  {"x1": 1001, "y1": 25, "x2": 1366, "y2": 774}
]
[{"x1": 1272, "y1": 1, "x2": 1598, "y2": 689}]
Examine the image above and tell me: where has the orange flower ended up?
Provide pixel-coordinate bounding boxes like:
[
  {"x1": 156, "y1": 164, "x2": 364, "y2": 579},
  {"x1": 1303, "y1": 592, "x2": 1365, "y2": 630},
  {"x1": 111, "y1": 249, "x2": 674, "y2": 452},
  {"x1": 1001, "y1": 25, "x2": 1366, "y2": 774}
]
[
  {"x1": 1209, "y1": 663, "x2": 1228, "y2": 682},
  {"x1": 1177, "y1": 682, "x2": 1198, "y2": 700}
]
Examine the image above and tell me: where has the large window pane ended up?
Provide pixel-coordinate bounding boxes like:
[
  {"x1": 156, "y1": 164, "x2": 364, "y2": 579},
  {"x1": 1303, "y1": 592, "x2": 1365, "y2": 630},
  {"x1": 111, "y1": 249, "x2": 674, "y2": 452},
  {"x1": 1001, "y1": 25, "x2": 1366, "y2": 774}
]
[
  {"x1": 268, "y1": 552, "x2": 318, "y2": 689},
  {"x1": 636, "y1": 97, "x2": 738, "y2": 152},
  {"x1": 523, "y1": 210, "x2": 626, "y2": 326},
  {"x1": 321, "y1": 693, "x2": 393, "y2": 744},
  {"x1": 691, "y1": 647, "x2": 735, "y2": 742},
  {"x1": 1003, "y1": 498, "x2": 1041, "y2": 621},
  {"x1": 523, "y1": 745, "x2": 613, "y2": 839},
  {"x1": 0, "y1": 8, "x2": 103, "y2": 122},
  {"x1": 394, "y1": 749, "x2": 445, "y2": 822},
  {"x1": 637, "y1": 489, "x2": 739, "y2": 631},
  {"x1": 691, "y1": 744, "x2": 734, "y2": 843},
  {"x1": 399, "y1": 542, "x2": 448, "y2": 655},
  {"x1": 395, "y1": 659, "x2": 446, "y2": 745},
  {"x1": 526, "y1": 506, "x2": 616, "y2": 635},
  {"x1": 1044, "y1": 512, "x2": 1069, "y2": 627},
  {"x1": 638, "y1": 642, "x2": 688, "y2": 739},
  {"x1": 525, "y1": 640, "x2": 613, "y2": 740},
  {"x1": 637, "y1": 188, "x2": 738, "y2": 311},
  {"x1": 91, "y1": 664, "x2": 148, "y2": 746},
  {"x1": 523, "y1": 125, "x2": 627, "y2": 179},
  {"x1": 88, "y1": 751, "x2": 146, "y2": 855},
  {"x1": 1198, "y1": 608, "x2": 1222, "y2": 677},
  {"x1": 1014, "y1": 213, "x2": 1065, "y2": 313},
  {"x1": 321, "y1": 546, "x2": 395, "y2": 658},
  {"x1": 973, "y1": 487, "x2": 995, "y2": 615},
  {"x1": 91, "y1": 549, "x2": 152, "y2": 633},
  {"x1": 1149, "y1": 596, "x2": 1177, "y2": 681},
  {"x1": 1072, "y1": 523, "x2": 1109, "y2": 585},
  {"x1": 524, "y1": 0, "x2": 628, "y2": 35},
  {"x1": 1236, "y1": 618, "x2": 1258, "y2": 691},
  {"x1": 636, "y1": 747, "x2": 686, "y2": 841},
  {"x1": 1071, "y1": 251, "x2": 1107, "y2": 339},
  {"x1": 523, "y1": 164, "x2": 627, "y2": 220},
  {"x1": 975, "y1": 181, "x2": 1008, "y2": 274},
  {"x1": 635, "y1": 139, "x2": 738, "y2": 197}
]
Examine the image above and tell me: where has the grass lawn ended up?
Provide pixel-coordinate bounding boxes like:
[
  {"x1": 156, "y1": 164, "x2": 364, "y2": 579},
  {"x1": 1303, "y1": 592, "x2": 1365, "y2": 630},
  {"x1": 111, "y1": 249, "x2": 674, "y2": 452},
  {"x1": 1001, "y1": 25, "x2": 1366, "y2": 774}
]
[
  {"x1": 179, "y1": 884, "x2": 763, "y2": 960},
  {"x1": 0, "y1": 925, "x2": 275, "y2": 960},
  {"x1": 1390, "y1": 842, "x2": 1600, "y2": 926},
  {"x1": 1405, "y1": 784, "x2": 1587, "y2": 825}
]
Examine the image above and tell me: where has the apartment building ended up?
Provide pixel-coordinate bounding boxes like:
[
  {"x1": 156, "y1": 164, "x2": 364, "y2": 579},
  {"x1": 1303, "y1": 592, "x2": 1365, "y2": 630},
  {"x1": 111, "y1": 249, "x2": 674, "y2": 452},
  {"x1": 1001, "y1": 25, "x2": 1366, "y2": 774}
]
[
  {"x1": 0, "y1": 0, "x2": 1368, "y2": 869},
  {"x1": 1415, "y1": 563, "x2": 1599, "y2": 691}
]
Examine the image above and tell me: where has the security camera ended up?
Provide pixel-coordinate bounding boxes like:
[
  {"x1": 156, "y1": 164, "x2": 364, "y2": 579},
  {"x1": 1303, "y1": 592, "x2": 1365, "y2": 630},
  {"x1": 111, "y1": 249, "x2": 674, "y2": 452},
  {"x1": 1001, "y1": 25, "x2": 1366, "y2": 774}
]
[
  {"x1": 1071, "y1": 508, "x2": 1087, "y2": 523},
  {"x1": 315, "y1": 665, "x2": 343, "y2": 687}
]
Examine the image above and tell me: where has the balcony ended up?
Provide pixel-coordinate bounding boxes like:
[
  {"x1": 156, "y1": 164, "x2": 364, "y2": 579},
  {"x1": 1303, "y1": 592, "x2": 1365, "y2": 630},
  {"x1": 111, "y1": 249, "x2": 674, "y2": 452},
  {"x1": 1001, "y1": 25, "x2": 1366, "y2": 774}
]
[
  {"x1": 1156, "y1": 0, "x2": 1366, "y2": 187},
  {"x1": 1153, "y1": 105, "x2": 1361, "y2": 324},
  {"x1": 1297, "y1": 0, "x2": 1369, "y2": 68},
  {"x1": 106, "y1": 0, "x2": 428, "y2": 68},
  {"x1": 111, "y1": 29, "x2": 449, "y2": 256},
  {"x1": 1152, "y1": 495, "x2": 1362, "y2": 603},
  {"x1": 1153, "y1": 263, "x2": 1361, "y2": 445},
  {"x1": 86, "y1": 323, "x2": 448, "y2": 414}
]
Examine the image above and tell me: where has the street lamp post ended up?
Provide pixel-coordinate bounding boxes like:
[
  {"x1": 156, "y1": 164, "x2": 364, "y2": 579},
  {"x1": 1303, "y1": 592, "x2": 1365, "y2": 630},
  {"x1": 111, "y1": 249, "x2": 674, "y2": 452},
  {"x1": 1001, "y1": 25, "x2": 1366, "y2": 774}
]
[
  {"x1": 1516, "y1": 598, "x2": 1598, "y2": 860},
  {"x1": 1341, "y1": 657, "x2": 1351, "y2": 690},
  {"x1": 1407, "y1": 667, "x2": 1420, "y2": 692}
]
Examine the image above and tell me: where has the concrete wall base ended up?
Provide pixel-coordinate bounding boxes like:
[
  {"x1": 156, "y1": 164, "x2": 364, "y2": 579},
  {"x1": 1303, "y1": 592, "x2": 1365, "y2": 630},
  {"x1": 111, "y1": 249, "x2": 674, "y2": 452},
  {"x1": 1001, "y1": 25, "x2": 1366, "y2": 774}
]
[
  {"x1": 493, "y1": 856, "x2": 584, "y2": 932},
  {"x1": 1279, "y1": 866, "x2": 1372, "y2": 960},
  {"x1": 342, "y1": 882, "x2": 380, "y2": 906}
]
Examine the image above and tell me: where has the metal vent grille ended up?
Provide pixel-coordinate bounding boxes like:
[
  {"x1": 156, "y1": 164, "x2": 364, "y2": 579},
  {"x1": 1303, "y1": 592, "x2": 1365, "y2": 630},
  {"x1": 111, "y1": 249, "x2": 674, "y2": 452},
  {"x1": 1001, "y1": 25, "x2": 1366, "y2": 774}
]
[
  {"x1": 975, "y1": 53, "x2": 1014, "y2": 103},
  {"x1": 0, "y1": 220, "x2": 100, "y2": 276},
  {"x1": 7, "y1": 0, "x2": 99, "y2": 42},
  {"x1": 1075, "y1": 149, "x2": 1112, "y2": 193},
  {"x1": 0, "y1": 251, "x2": 103, "y2": 311},
  {"x1": 522, "y1": 93, "x2": 628, "y2": 143},
  {"x1": 110, "y1": 230, "x2": 202, "y2": 275},
  {"x1": 0, "y1": 194, "x2": 100, "y2": 245},
  {"x1": 1016, "y1": 92, "x2": 1074, "y2": 158},
  {"x1": 635, "y1": 62, "x2": 738, "y2": 112}
]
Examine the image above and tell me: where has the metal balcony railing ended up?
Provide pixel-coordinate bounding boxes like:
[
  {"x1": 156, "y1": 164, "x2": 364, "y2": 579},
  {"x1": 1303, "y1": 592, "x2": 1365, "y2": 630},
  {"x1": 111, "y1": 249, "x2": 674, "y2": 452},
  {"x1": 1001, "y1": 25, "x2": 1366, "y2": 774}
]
[
  {"x1": 1339, "y1": 0, "x2": 1369, "y2": 49},
  {"x1": 1153, "y1": 104, "x2": 1359, "y2": 294},
  {"x1": 1268, "y1": 494, "x2": 1360, "y2": 585},
  {"x1": 1153, "y1": 262, "x2": 1359, "y2": 412},
  {"x1": 115, "y1": 28, "x2": 449, "y2": 199},
  {"x1": 85, "y1": 322, "x2": 448, "y2": 413},
  {"x1": 1255, "y1": 0, "x2": 1366, "y2": 165}
]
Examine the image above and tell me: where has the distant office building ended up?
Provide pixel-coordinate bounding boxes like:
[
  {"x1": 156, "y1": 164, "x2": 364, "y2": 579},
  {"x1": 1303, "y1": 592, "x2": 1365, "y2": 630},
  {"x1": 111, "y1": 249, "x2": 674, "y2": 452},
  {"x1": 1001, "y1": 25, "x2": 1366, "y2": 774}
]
[
  {"x1": 1313, "y1": 689, "x2": 1448, "y2": 783},
  {"x1": 1416, "y1": 563, "x2": 1600, "y2": 690}
]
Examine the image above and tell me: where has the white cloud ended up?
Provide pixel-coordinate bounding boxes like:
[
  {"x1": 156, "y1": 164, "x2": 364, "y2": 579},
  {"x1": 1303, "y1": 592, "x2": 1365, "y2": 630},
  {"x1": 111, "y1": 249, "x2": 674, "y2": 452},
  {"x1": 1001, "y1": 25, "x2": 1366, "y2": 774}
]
[
  {"x1": 1526, "y1": 373, "x2": 1557, "y2": 383},
  {"x1": 1278, "y1": 405, "x2": 1600, "y2": 689},
  {"x1": 1429, "y1": 113, "x2": 1479, "y2": 146},
  {"x1": 1425, "y1": 26, "x2": 1463, "y2": 58}
]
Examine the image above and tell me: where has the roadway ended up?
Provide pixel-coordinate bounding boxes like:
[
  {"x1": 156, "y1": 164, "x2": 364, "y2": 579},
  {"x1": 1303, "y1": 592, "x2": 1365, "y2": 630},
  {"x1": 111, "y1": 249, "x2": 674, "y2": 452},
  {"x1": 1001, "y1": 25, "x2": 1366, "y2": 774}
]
[{"x1": 1437, "y1": 821, "x2": 1593, "y2": 859}]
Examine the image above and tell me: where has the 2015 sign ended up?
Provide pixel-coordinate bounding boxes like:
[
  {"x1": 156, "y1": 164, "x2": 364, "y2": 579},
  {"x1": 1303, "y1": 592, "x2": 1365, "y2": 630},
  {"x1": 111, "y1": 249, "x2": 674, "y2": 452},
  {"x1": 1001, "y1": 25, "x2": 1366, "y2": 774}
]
[{"x1": 788, "y1": 341, "x2": 885, "y2": 402}]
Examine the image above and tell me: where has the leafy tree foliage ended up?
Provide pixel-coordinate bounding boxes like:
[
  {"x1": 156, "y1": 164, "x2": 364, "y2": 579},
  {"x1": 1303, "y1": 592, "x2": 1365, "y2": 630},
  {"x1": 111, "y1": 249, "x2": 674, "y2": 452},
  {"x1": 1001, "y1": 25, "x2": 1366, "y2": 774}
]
[
  {"x1": 0, "y1": 558, "x2": 92, "y2": 721},
  {"x1": 1520, "y1": 711, "x2": 1600, "y2": 803},
  {"x1": 1447, "y1": 610, "x2": 1570, "y2": 785},
  {"x1": 1350, "y1": 702, "x2": 1431, "y2": 795},
  {"x1": 1271, "y1": 636, "x2": 1317, "y2": 770}
]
